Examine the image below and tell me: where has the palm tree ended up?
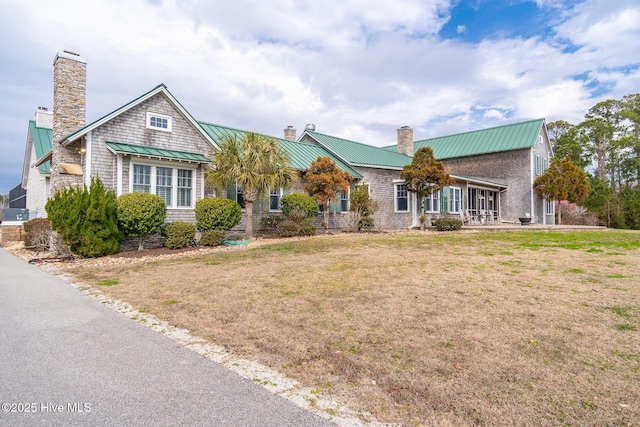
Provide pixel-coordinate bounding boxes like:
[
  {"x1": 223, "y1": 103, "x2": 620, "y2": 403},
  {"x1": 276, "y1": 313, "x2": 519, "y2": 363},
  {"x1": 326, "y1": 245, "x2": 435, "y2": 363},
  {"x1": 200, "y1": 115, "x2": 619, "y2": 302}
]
[{"x1": 206, "y1": 132, "x2": 298, "y2": 238}]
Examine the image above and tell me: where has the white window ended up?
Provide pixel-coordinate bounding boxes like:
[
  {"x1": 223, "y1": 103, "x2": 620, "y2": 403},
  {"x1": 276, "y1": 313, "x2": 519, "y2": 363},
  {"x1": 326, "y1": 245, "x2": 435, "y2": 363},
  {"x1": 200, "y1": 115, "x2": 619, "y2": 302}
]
[
  {"x1": 449, "y1": 187, "x2": 462, "y2": 213},
  {"x1": 339, "y1": 189, "x2": 349, "y2": 212},
  {"x1": 269, "y1": 189, "x2": 282, "y2": 211},
  {"x1": 156, "y1": 167, "x2": 173, "y2": 206},
  {"x1": 424, "y1": 191, "x2": 440, "y2": 213},
  {"x1": 146, "y1": 112, "x2": 172, "y2": 132},
  {"x1": 133, "y1": 164, "x2": 151, "y2": 193},
  {"x1": 395, "y1": 183, "x2": 409, "y2": 212},
  {"x1": 130, "y1": 163, "x2": 194, "y2": 208},
  {"x1": 546, "y1": 199, "x2": 555, "y2": 215},
  {"x1": 177, "y1": 169, "x2": 192, "y2": 207}
]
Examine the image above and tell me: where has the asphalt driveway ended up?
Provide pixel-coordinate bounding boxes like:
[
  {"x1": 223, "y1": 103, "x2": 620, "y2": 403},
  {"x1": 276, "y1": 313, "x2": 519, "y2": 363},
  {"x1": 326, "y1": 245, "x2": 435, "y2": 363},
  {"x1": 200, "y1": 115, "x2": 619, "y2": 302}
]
[{"x1": 0, "y1": 248, "x2": 335, "y2": 426}]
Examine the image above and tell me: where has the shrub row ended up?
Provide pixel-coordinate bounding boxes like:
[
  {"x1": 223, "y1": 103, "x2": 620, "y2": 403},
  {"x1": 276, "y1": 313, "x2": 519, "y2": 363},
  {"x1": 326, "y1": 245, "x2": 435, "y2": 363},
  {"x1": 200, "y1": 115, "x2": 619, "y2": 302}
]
[{"x1": 432, "y1": 218, "x2": 463, "y2": 231}]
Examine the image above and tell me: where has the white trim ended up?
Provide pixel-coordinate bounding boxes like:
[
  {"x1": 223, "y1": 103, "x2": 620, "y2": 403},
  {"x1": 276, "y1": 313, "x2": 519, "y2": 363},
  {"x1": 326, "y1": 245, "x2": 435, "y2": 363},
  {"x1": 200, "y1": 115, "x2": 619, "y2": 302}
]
[
  {"x1": 146, "y1": 112, "x2": 172, "y2": 132},
  {"x1": 61, "y1": 85, "x2": 218, "y2": 149},
  {"x1": 394, "y1": 182, "x2": 409, "y2": 213},
  {"x1": 116, "y1": 154, "x2": 123, "y2": 196},
  {"x1": 84, "y1": 132, "x2": 92, "y2": 187},
  {"x1": 128, "y1": 159, "x2": 197, "y2": 209}
]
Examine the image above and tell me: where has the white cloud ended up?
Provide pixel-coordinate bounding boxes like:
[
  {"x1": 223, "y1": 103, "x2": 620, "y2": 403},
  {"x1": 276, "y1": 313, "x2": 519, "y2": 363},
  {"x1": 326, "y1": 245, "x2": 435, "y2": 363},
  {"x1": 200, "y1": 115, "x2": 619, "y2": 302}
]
[{"x1": 1, "y1": 0, "x2": 639, "y2": 192}]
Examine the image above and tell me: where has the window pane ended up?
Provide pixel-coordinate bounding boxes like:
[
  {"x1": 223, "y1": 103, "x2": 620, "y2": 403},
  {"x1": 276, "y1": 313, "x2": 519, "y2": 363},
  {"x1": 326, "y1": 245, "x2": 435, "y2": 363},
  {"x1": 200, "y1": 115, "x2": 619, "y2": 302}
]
[
  {"x1": 340, "y1": 191, "x2": 348, "y2": 212},
  {"x1": 133, "y1": 164, "x2": 151, "y2": 193},
  {"x1": 269, "y1": 189, "x2": 280, "y2": 211},
  {"x1": 156, "y1": 167, "x2": 172, "y2": 206},
  {"x1": 396, "y1": 184, "x2": 408, "y2": 211},
  {"x1": 236, "y1": 186, "x2": 245, "y2": 209},
  {"x1": 177, "y1": 169, "x2": 192, "y2": 207}
]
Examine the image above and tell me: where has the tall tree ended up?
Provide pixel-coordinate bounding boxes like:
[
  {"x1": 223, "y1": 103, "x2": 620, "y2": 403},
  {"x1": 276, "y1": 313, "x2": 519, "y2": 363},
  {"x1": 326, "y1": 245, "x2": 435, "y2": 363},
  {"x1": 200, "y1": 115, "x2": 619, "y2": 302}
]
[
  {"x1": 400, "y1": 146, "x2": 453, "y2": 228},
  {"x1": 304, "y1": 156, "x2": 353, "y2": 231},
  {"x1": 546, "y1": 120, "x2": 574, "y2": 153},
  {"x1": 578, "y1": 99, "x2": 623, "y2": 186},
  {"x1": 206, "y1": 132, "x2": 298, "y2": 238},
  {"x1": 620, "y1": 93, "x2": 640, "y2": 186},
  {"x1": 534, "y1": 157, "x2": 590, "y2": 225}
]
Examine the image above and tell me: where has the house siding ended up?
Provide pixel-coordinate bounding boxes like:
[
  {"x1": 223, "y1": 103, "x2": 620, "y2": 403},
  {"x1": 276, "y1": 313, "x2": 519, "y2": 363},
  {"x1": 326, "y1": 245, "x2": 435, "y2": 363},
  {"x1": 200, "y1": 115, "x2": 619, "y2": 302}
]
[
  {"x1": 352, "y1": 166, "x2": 413, "y2": 229},
  {"x1": 442, "y1": 148, "x2": 535, "y2": 223},
  {"x1": 25, "y1": 146, "x2": 49, "y2": 218},
  {"x1": 87, "y1": 92, "x2": 213, "y2": 215}
]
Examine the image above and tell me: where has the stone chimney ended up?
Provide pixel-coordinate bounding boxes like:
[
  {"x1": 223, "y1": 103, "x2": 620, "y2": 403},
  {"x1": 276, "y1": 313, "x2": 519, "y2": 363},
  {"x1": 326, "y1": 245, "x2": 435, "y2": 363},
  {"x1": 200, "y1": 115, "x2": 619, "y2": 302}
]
[
  {"x1": 51, "y1": 50, "x2": 87, "y2": 192},
  {"x1": 35, "y1": 107, "x2": 53, "y2": 129},
  {"x1": 397, "y1": 126, "x2": 414, "y2": 157},
  {"x1": 284, "y1": 125, "x2": 296, "y2": 141}
]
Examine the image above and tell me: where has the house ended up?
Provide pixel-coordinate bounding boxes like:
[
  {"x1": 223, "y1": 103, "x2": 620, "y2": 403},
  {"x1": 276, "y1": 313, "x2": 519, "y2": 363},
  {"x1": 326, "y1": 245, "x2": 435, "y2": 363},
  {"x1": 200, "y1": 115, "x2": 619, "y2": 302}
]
[
  {"x1": 20, "y1": 107, "x2": 52, "y2": 218},
  {"x1": 25, "y1": 50, "x2": 554, "y2": 232},
  {"x1": 298, "y1": 119, "x2": 554, "y2": 227}
]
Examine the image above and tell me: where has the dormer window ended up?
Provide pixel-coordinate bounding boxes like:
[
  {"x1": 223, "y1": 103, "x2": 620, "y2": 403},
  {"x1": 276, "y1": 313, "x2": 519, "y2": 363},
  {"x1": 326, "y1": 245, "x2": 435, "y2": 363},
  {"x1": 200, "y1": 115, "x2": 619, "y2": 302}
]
[{"x1": 146, "y1": 112, "x2": 172, "y2": 132}]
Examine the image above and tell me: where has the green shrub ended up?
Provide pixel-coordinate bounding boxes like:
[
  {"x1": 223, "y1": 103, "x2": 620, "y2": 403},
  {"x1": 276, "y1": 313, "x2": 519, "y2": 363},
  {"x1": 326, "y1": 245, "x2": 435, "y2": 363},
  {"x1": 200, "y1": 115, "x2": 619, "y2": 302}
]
[
  {"x1": 358, "y1": 215, "x2": 375, "y2": 230},
  {"x1": 259, "y1": 214, "x2": 284, "y2": 235},
  {"x1": 117, "y1": 192, "x2": 166, "y2": 250},
  {"x1": 349, "y1": 185, "x2": 379, "y2": 231},
  {"x1": 279, "y1": 193, "x2": 318, "y2": 222},
  {"x1": 195, "y1": 197, "x2": 242, "y2": 231},
  {"x1": 199, "y1": 229, "x2": 227, "y2": 246},
  {"x1": 276, "y1": 219, "x2": 316, "y2": 237},
  {"x1": 162, "y1": 222, "x2": 196, "y2": 249},
  {"x1": 23, "y1": 218, "x2": 52, "y2": 249},
  {"x1": 46, "y1": 177, "x2": 122, "y2": 257},
  {"x1": 432, "y1": 218, "x2": 463, "y2": 231}
]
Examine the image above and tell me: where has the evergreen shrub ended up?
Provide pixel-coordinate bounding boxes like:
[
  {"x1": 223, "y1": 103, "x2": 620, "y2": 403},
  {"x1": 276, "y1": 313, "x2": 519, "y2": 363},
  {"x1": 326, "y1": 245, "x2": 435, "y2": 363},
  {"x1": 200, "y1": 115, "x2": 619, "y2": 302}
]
[
  {"x1": 279, "y1": 193, "x2": 317, "y2": 221},
  {"x1": 117, "y1": 192, "x2": 166, "y2": 250},
  {"x1": 432, "y1": 218, "x2": 463, "y2": 231},
  {"x1": 46, "y1": 178, "x2": 122, "y2": 257},
  {"x1": 163, "y1": 222, "x2": 196, "y2": 249},
  {"x1": 195, "y1": 197, "x2": 242, "y2": 231},
  {"x1": 199, "y1": 229, "x2": 227, "y2": 246}
]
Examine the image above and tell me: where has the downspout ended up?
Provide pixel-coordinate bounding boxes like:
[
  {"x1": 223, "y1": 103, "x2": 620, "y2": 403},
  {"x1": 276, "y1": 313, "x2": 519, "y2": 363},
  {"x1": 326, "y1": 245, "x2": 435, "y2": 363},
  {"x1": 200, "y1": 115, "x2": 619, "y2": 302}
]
[
  {"x1": 84, "y1": 132, "x2": 92, "y2": 187},
  {"x1": 411, "y1": 192, "x2": 419, "y2": 228},
  {"x1": 116, "y1": 154, "x2": 123, "y2": 196},
  {"x1": 530, "y1": 148, "x2": 535, "y2": 222}
]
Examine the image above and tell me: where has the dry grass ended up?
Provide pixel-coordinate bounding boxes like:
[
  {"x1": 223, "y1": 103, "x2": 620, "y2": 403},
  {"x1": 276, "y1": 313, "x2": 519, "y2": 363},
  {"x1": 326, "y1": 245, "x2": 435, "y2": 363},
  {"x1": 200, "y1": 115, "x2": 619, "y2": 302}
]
[{"x1": 61, "y1": 230, "x2": 640, "y2": 426}]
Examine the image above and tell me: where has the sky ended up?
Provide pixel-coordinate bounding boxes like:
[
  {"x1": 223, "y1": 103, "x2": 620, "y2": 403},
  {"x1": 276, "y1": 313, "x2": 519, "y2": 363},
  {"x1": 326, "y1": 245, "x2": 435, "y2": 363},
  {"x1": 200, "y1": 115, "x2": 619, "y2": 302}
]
[{"x1": 1, "y1": 0, "x2": 639, "y2": 195}]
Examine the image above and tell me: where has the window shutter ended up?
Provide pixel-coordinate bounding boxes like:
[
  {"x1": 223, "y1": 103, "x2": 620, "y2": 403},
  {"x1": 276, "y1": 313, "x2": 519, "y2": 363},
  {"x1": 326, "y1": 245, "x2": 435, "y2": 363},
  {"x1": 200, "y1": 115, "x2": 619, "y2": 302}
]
[
  {"x1": 227, "y1": 183, "x2": 236, "y2": 201},
  {"x1": 440, "y1": 187, "x2": 449, "y2": 213}
]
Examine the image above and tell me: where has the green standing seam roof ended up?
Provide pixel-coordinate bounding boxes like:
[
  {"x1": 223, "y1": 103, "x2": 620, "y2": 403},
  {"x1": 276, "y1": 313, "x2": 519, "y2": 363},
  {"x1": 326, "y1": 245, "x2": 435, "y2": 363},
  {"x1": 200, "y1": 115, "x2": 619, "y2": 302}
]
[
  {"x1": 29, "y1": 120, "x2": 52, "y2": 174},
  {"x1": 197, "y1": 121, "x2": 362, "y2": 179},
  {"x1": 384, "y1": 119, "x2": 545, "y2": 159},
  {"x1": 305, "y1": 131, "x2": 412, "y2": 169},
  {"x1": 105, "y1": 141, "x2": 212, "y2": 163}
]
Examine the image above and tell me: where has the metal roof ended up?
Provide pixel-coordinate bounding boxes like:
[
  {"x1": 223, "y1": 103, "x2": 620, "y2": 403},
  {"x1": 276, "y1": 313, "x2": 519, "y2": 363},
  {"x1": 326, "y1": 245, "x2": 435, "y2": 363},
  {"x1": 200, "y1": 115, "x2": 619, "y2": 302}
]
[
  {"x1": 105, "y1": 141, "x2": 211, "y2": 163},
  {"x1": 29, "y1": 120, "x2": 52, "y2": 174},
  {"x1": 303, "y1": 130, "x2": 412, "y2": 169},
  {"x1": 198, "y1": 122, "x2": 362, "y2": 178},
  {"x1": 384, "y1": 119, "x2": 545, "y2": 159}
]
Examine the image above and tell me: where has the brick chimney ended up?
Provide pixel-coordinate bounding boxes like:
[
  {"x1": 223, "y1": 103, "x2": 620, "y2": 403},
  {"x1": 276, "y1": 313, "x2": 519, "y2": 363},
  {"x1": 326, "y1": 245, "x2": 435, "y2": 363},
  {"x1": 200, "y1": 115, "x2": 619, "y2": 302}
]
[
  {"x1": 397, "y1": 126, "x2": 414, "y2": 157},
  {"x1": 284, "y1": 125, "x2": 296, "y2": 141},
  {"x1": 51, "y1": 50, "x2": 87, "y2": 192}
]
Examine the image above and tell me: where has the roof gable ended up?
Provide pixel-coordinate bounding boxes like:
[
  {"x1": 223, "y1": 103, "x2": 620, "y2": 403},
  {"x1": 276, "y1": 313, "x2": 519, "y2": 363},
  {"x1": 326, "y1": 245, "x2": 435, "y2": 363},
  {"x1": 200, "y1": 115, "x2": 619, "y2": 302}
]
[
  {"x1": 385, "y1": 119, "x2": 545, "y2": 159},
  {"x1": 63, "y1": 84, "x2": 217, "y2": 149},
  {"x1": 198, "y1": 122, "x2": 362, "y2": 178},
  {"x1": 302, "y1": 130, "x2": 412, "y2": 169},
  {"x1": 29, "y1": 120, "x2": 52, "y2": 174}
]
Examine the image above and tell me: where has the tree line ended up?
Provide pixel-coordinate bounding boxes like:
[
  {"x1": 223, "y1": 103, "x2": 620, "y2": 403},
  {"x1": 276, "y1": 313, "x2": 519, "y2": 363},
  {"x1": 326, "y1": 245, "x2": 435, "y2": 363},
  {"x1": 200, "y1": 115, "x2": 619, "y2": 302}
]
[{"x1": 544, "y1": 93, "x2": 640, "y2": 228}]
